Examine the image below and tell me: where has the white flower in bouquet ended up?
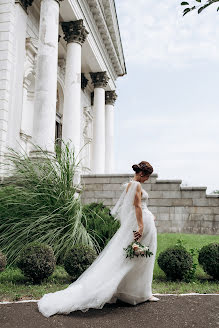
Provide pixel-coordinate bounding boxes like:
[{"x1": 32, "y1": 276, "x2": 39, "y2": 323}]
[
  {"x1": 124, "y1": 241, "x2": 153, "y2": 259},
  {"x1": 132, "y1": 243, "x2": 139, "y2": 250}
]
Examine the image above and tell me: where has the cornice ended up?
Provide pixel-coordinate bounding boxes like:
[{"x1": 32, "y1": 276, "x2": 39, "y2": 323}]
[
  {"x1": 77, "y1": 0, "x2": 117, "y2": 84},
  {"x1": 86, "y1": 0, "x2": 125, "y2": 76},
  {"x1": 101, "y1": 0, "x2": 126, "y2": 75}
]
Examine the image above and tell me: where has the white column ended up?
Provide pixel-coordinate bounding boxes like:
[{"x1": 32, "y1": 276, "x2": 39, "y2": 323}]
[
  {"x1": 31, "y1": 0, "x2": 61, "y2": 155},
  {"x1": 61, "y1": 20, "x2": 88, "y2": 156},
  {"x1": 7, "y1": 1, "x2": 33, "y2": 149},
  {"x1": 105, "y1": 91, "x2": 117, "y2": 173},
  {"x1": 93, "y1": 87, "x2": 105, "y2": 172},
  {"x1": 90, "y1": 72, "x2": 109, "y2": 173}
]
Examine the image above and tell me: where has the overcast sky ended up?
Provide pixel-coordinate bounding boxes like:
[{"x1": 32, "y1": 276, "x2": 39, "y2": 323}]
[{"x1": 114, "y1": 0, "x2": 219, "y2": 194}]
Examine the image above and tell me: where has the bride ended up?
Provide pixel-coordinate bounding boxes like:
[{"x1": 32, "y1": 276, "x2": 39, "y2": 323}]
[{"x1": 38, "y1": 161, "x2": 159, "y2": 317}]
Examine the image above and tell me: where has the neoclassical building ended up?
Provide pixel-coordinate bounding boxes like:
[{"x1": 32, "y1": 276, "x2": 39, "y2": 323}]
[{"x1": 0, "y1": 0, "x2": 126, "y2": 175}]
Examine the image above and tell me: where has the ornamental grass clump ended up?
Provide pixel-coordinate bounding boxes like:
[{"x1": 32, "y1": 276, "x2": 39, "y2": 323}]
[
  {"x1": 0, "y1": 250, "x2": 7, "y2": 272},
  {"x1": 64, "y1": 244, "x2": 97, "y2": 281},
  {"x1": 198, "y1": 243, "x2": 219, "y2": 280},
  {"x1": 0, "y1": 141, "x2": 99, "y2": 266},
  {"x1": 17, "y1": 243, "x2": 56, "y2": 283}
]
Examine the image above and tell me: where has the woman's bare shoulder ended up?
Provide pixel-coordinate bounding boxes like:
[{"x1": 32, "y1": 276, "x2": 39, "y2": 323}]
[
  {"x1": 126, "y1": 181, "x2": 132, "y2": 193},
  {"x1": 126, "y1": 180, "x2": 141, "y2": 193}
]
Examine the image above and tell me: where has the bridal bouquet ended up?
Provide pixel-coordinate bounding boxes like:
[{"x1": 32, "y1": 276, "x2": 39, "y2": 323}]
[{"x1": 123, "y1": 240, "x2": 153, "y2": 259}]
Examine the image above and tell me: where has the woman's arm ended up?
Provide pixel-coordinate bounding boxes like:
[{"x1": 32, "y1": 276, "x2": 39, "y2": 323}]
[{"x1": 133, "y1": 183, "x2": 144, "y2": 241}]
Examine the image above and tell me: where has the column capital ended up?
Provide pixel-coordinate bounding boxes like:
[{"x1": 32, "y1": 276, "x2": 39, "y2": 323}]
[
  {"x1": 90, "y1": 71, "x2": 109, "y2": 88},
  {"x1": 15, "y1": 0, "x2": 34, "y2": 11},
  {"x1": 105, "y1": 90, "x2": 117, "y2": 105},
  {"x1": 61, "y1": 20, "x2": 89, "y2": 45}
]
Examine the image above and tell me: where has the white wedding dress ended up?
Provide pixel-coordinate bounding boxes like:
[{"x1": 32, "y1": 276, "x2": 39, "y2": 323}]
[{"x1": 38, "y1": 180, "x2": 157, "y2": 317}]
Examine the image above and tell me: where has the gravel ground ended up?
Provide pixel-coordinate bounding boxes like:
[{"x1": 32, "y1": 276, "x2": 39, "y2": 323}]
[{"x1": 0, "y1": 295, "x2": 218, "y2": 328}]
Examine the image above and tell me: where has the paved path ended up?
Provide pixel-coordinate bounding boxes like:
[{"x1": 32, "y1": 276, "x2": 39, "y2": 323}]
[{"x1": 0, "y1": 295, "x2": 218, "y2": 328}]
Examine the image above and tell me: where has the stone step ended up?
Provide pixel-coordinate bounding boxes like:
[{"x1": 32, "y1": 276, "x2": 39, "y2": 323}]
[
  {"x1": 180, "y1": 186, "x2": 207, "y2": 190},
  {"x1": 180, "y1": 187, "x2": 207, "y2": 199},
  {"x1": 151, "y1": 183, "x2": 181, "y2": 191},
  {"x1": 81, "y1": 173, "x2": 158, "y2": 184},
  {"x1": 156, "y1": 179, "x2": 182, "y2": 184},
  {"x1": 82, "y1": 189, "x2": 209, "y2": 199},
  {"x1": 206, "y1": 194, "x2": 219, "y2": 198},
  {"x1": 148, "y1": 198, "x2": 219, "y2": 207}
]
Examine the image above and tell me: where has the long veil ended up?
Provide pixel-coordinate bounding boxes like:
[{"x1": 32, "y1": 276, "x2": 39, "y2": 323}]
[
  {"x1": 110, "y1": 179, "x2": 140, "y2": 225},
  {"x1": 38, "y1": 180, "x2": 141, "y2": 317},
  {"x1": 66, "y1": 179, "x2": 140, "y2": 284}
]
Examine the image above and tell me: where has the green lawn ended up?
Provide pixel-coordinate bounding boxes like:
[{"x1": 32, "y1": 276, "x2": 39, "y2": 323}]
[{"x1": 0, "y1": 233, "x2": 218, "y2": 302}]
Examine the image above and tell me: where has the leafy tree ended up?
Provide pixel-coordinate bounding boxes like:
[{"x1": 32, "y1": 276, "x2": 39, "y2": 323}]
[{"x1": 181, "y1": 0, "x2": 219, "y2": 15}]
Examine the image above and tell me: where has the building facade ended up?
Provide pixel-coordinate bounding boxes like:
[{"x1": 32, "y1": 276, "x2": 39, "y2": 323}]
[{"x1": 0, "y1": 0, "x2": 126, "y2": 175}]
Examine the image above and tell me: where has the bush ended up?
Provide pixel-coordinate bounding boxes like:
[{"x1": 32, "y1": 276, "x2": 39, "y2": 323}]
[
  {"x1": 198, "y1": 243, "x2": 219, "y2": 280},
  {"x1": 81, "y1": 202, "x2": 120, "y2": 253},
  {"x1": 17, "y1": 243, "x2": 56, "y2": 283},
  {"x1": 64, "y1": 244, "x2": 97, "y2": 280},
  {"x1": 0, "y1": 250, "x2": 7, "y2": 272},
  {"x1": 158, "y1": 246, "x2": 193, "y2": 281}
]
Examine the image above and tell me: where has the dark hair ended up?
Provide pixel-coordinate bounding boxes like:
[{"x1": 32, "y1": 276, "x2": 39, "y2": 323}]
[{"x1": 132, "y1": 161, "x2": 153, "y2": 176}]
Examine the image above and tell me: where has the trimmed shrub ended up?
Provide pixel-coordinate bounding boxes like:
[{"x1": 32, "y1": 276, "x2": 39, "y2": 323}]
[
  {"x1": 17, "y1": 243, "x2": 56, "y2": 283},
  {"x1": 0, "y1": 250, "x2": 7, "y2": 272},
  {"x1": 198, "y1": 243, "x2": 219, "y2": 280},
  {"x1": 64, "y1": 244, "x2": 97, "y2": 280},
  {"x1": 158, "y1": 246, "x2": 193, "y2": 281},
  {"x1": 81, "y1": 202, "x2": 120, "y2": 253}
]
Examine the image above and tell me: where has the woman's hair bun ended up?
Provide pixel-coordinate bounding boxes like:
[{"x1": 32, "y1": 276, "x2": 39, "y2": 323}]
[
  {"x1": 132, "y1": 161, "x2": 153, "y2": 175},
  {"x1": 132, "y1": 164, "x2": 141, "y2": 173}
]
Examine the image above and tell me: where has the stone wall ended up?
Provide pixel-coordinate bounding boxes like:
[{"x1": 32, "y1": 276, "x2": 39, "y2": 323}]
[{"x1": 81, "y1": 174, "x2": 219, "y2": 235}]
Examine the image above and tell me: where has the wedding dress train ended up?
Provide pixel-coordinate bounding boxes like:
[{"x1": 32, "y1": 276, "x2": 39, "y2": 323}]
[{"x1": 37, "y1": 180, "x2": 157, "y2": 317}]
